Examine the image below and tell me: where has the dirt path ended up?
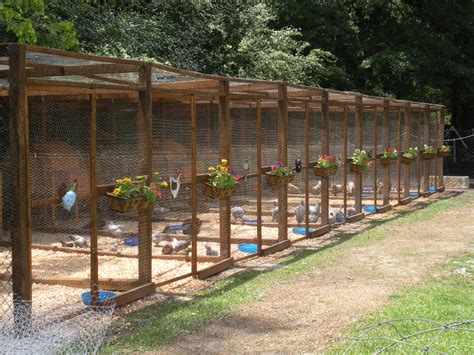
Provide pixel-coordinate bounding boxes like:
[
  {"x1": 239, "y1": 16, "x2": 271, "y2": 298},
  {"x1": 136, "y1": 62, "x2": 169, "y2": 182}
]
[{"x1": 158, "y1": 192, "x2": 474, "y2": 353}]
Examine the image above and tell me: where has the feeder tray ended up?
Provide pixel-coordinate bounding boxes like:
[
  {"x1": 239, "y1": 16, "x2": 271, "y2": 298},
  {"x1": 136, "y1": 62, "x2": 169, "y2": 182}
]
[
  {"x1": 363, "y1": 205, "x2": 376, "y2": 213},
  {"x1": 313, "y1": 166, "x2": 337, "y2": 177},
  {"x1": 292, "y1": 227, "x2": 314, "y2": 235},
  {"x1": 242, "y1": 218, "x2": 257, "y2": 223},
  {"x1": 265, "y1": 172, "x2": 294, "y2": 187},
  {"x1": 410, "y1": 192, "x2": 419, "y2": 197},
  {"x1": 81, "y1": 290, "x2": 116, "y2": 306},
  {"x1": 238, "y1": 243, "x2": 257, "y2": 253},
  {"x1": 202, "y1": 182, "x2": 238, "y2": 199},
  {"x1": 124, "y1": 236, "x2": 139, "y2": 246}
]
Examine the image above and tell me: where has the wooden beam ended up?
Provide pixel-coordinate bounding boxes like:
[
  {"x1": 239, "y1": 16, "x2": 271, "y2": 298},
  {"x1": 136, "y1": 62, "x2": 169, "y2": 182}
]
[
  {"x1": 219, "y1": 80, "x2": 231, "y2": 257},
  {"x1": 261, "y1": 239, "x2": 291, "y2": 256},
  {"x1": 438, "y1": 108, "x2": 445, "y2": 188},
  {"x1": 372, "y1": 107, "x2": 378, "y2": 210},
  {"x1": 343, "y1": 107, "x2": 348, "y2": 224},
  {"x1": 111, "y1": 282, "x2": 156, "y2": 308},
  {"x1": 423, "y1": 106, "x2": 430, "y2": 192},
  {"x1": 89, "y1": 92, "x2": 98, "y2": 304},
  {"x1": 27, "y1": 78, "x2": 144, "y2": 91},
  {"x1": 26, "y1": 63, "x2": 139, "y2": 78},
  {"x1": 153, "y1": 79, "x2": 219, "y2": 90},
  {"x1": 346, "y1": 212, "x2": 364, "y2": 223},
  {"x1": 191, "y1": 94, "x2": 198, "y2": 277},
  {"x1": 354, "y1": 94, "x2": 363, "y2": 213},
  {"x1": 256, "y1": 99, "x2": 263, "y2": 255},
  {"x1": 403, "y1": 104, "x2": 411, "y2": 198},
  {"x1": 383, "y1": 100, "x2": 390, "y2": 206},
  {"x1": 229, "y1": 82, "x2": 278, "y2": 93},
  {"x1": 197, "y1": 258, "x2": 234, "y2": 280},
  {"x1": 397, "y1": 110, "x2": 402, "y2": 203},
  {"x1": 138, "y1": 64, "x2": 153, "y2": 284},
  {"x1": 9, "y1": 44, "x2": 33, "y2": 317},
  {"x1": 304, "y1": 102, "x2": 310, "y2": 238},
  {"x1": 278, "y1": 83, "x2": 288, "y2": 241},
  {"x1": 321, "y1": 90, "x2": 330, "y2": 225}
]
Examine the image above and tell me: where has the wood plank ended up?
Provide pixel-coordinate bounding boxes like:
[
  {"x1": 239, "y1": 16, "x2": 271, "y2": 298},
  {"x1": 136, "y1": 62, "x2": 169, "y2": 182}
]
[
  {"x1": 261, "y1": 239, "x2": 291, "y2": 256},
  {"x1": 346, "y1": 212, "x2": 364, "y2": 223},
  {"x1": 153, "y1": 79, "x2": 218, "y2": 90},
  {"x1": 26, "y1": 63, "x2": 139, "y2": 77},
  {"x1": 400, "y1": 196, "x2": 412, "y2": 205},
  {"x1": 155, "y1": 272, "x2": 193, "y2": 287},
  {"x1": 403, "y1": 104, "x2": 411, "y2": 198},
  {"x1": 31, "y1": 193, "x2": 91, "y2": 207},
  {"x1": 110, "y1": 282, "x2": 156, "y2": 307},
  {"x1": 27, "y1": 78, "x2": 145, "y2": 91},
  {"x1": 256, "y1": 99, "x2": 263, "y2": 255},
  {"x1": 219, "y1": 80, "x2": 231, "y2": 257},
  {"x1": 372, "y1": 107, "x2": 378, "y2": 209},
  {"x1": 89, "y1": 92, "x2": 98, "y2": 304},
  {"x1": 310, "y1": 224, "x2": 331, "y2": 238},
  {"x1": 376, "y1": 204, "x2": 392, "y2": 213},
  {"x1": 138, "y1": 64, "x2": 153, "y2": 284},
  {"x1": 197, "y1": 257, "x2": 234, "y2": 280},
  {"x1": 383, "y1": 100, "x2": 391, "y2": 206},
  {"x1": 423, "y1": 107, "x2": 430, "y2": 192},
  {"x1": 191, "y1": 95, "x2": 198, "y2": 277},
  {"x1": 321, "y1": 90, "x2": 330, "y2": 225},
  {"x1": 436, "y1": 186, "x2": 445, "y2": 193},
  {"x1": 421, "y1": 192, "x2": 432, "y2": 198},
  {"x1": 343, "y1": 107, "x2": 348, "y2": 223},
  {"x1": 354, "y1": 94, "x2": 363, "y2": 213},
  {"x1": 9, "y1": 44, "x2": 33, "y2": 308},
  {"x1": 304, "y1": 102, "x2": 310, "y2": 238},
  {"x1": 278, "y1": 83, "x2": 289, "y2": 241}
]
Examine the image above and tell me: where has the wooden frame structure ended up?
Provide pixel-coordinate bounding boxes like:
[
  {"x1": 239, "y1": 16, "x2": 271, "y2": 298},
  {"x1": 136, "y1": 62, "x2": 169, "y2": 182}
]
[{"x1": 0, "y1": 44, "x2": 446, "y2": 318}]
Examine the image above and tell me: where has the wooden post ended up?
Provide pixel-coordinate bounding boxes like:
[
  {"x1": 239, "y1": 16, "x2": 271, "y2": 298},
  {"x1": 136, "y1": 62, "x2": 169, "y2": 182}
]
[
  {"x1": 423, "y1": 106, "x2": 430, "y2": 192},
  {"x1": 372, "y1": 107, "x2": 378, "y2": 209},
  {"x1": 191, "y1": 95, "x2": 197, "y2": 276},
  {"x1": 438, "y1": 108, "x2": 446, "y2": 188},
  {"x1": 396, "y1": 110, "x2": 401, "y2": 202},
  {"x1": 9, "y1": 44, "x2": 32, "y2": 326},
  {"x1": 417, "y1": 111, "x2": 422, "y2": 196},
  {"x1": 219, "y1": 80, "x2": 231, "y2": 256},
  {"x1": 277, "y1": 83, "x2": 288, "y2": 241},
  {"x1": 320, "y1": 91, "x2": 330, "y2": 225},
  {"x1": 354, "y1": 94, "x2": 362, "y2": 213},
  {"x1": 304, "y1": 102, "x2": 310, "y2": 237},
  {"x1": 403, "y1": 104, "x2": 411, "y2": 198},
  {"x1": 256, "y1": 99, "x2": 263, "y2": 254},
  {"x1": 382, "y1": 100, "x2": 390, "y2": 207},
  {"x1": 137, "y1": 64, "x2": 153, "y2": 283},
  {"x1": 89, "y1": 93, "x2": 98, "y2": 304},
  {"x1": 434, "y1": 111, "x2": 440, "y2": 189},
  {"x1": 343, "y1": 107, "x2": 348, "y2": 222}
]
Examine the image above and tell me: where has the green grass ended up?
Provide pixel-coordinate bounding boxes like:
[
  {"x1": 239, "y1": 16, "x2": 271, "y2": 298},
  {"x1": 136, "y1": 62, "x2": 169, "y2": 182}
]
[
  {"x1": 331, "y1": 252, "x2": 474, "y2": 354},
  {"x1": 101, "y1": 192, "x2": 472, "y2": 353}
]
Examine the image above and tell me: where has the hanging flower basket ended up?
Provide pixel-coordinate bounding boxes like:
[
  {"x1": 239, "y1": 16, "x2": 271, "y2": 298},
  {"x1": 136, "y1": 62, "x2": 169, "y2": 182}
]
[
  {"x1": 421, "y1": 152, "x2": 437, "y2": 160},
  {"x1": 265, "y1": 172, "x2": 294, "y2": 187},
  {"x1": 401, "y1": 156, "x2": 415, "y2": 165},
  {"x1": 349, "y1": 163, "x2": 367, "y2": 173},
  {"x1": 313, "y1": 166, "x2": 337, "y2": 177},
  {"x1": 202, "y1": 182, "x2": 238, "y2": 199},
  {"x1": 380, "y1": 157, "x2": 397, "y2": 166},
  {"x1": 437, "y1": 151, "x2": 449, "y2": 158},
  {"x1": 106, "y1": 193, "x2": 151, "y2": 213}
]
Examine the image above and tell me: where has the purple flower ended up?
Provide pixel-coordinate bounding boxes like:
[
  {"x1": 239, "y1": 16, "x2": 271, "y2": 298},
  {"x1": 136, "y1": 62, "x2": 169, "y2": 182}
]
[
  {"x1": 271, "y1": 165, "x2": 276, "y2": 170},
  {"x1": 230, "y1": 169, "x2": 237, "y2": 175},
  {"x1": 276, "y1": 161, "x2": 284, "y2": 166}
]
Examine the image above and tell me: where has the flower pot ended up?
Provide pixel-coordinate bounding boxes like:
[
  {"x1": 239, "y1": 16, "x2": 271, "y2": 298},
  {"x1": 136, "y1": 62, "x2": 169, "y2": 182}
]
[
  {"x1": 201, "y1": 182, "x2": 238, "y2": 199},
  {"x1": 106, "y1": 193, "x2": 150, "y2": 213},
  {"x1": 421, "y1": 152, "x2": 437, "y2": 160},
  {"x1": 401, "y1": 156, "x2": 415, "y2": 165},
  {"x1": 438, "y1": 151, "x2": 450, "y2": 158},
  {"x1": 313, "y1": 166, "x2": 337, "y2": 177},
  {"x1": 349, "y1": 163, "x2": 366, "y2": 173},
  {"x1": 265, "y1": 172, "x2": 294, "y2": 187},
  {"x1": 380, "y1": 157, "x2": 396, "y2": 166}
]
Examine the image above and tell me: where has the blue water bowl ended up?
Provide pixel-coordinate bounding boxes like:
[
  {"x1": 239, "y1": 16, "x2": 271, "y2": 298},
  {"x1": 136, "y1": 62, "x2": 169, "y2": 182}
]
[
  {"x1": 238, "y1": 243, "x2": 257, "y2": 253},
  {"x1": 292, "y1": 227, "x2": 314, "y2": 235},
  {"x1": 168, "y1": 224, "x2": 183, "y2": 231},
  {"x1": 124, "y1": 236, "x2": 139, "y2": 246},
  {"x1": 363, "y1": 205, "x2": 376, "y2": 213},
  {"x1": 336, "y1": 214, "x2": 345, "y2": 223},
  {"x1": 429, "y1": 186, "x2": 435, "y2": 192},
  {"x1": 242, "y1": 218, "x2": 257, "y2": 223},
  {"x1": 410, "y1": 192, "x2": 419, "y2": 197},
  {"x1": 81, "y1": 290, "x2": 116, "y2": 306},
  {"x1": 362, "y1": 194, "x2": 371, "y2": 198}
]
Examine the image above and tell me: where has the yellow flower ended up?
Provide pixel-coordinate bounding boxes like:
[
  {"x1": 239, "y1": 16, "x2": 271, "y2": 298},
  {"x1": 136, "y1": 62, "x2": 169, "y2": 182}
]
[
  {"x1": 123, "y1": 177, "x2": 132, "y2": 184},
  {"x1": 160, "y1": 181, "x2": 168, "y2": 188},
  {"x1": 135, "y1": 175, "x2": 145, "y2": 180},
  {"x1": 221, "y1": 159, "x2": 228, "y2": 165},
  {"x1": 221, "y1": 166, "x2": 228, "y2": 172},
  {"x1": 154, "y1": 171, "x2": 160, "y2": 175},
  {"x1": 113, "y1": 187, "x2": 121, "y2": 195},
  {"x1": 216, "y1": 164, "x2": 222, "y2": 170},
  {"x1": 115, "y1": 179, "x2": 123, "y2": 184},
  {"x1": 208, "y1": 166, "x2": 216, "y2": 172}
]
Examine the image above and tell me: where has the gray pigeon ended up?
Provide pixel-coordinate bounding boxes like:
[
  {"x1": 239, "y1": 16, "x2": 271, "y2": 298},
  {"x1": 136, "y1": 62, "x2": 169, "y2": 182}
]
[
  {"x1": 152, "y1": 230, "x2": 164, "y2": 246},
  {"x1": 205, "y1": 245, "x2": 218, "y2": 256},
  {"x1": 109, "y1": 242, "x2": 119, "y2": 252},
  {"x1": 294, "y1": 201, "x2": 305, "y2": 225},
  {"x1": 153, "y1": 204, "x2": 170, "y2": 215},
  {"x1": 68, "y1": 234, "x2": 89, "y2": 248},
  {"x1": 271, "y1": 201, "x2": 279, "y2": 222},
  {"x1": 309, "y1": 202, "x2": 320, "y2": 216},
  {"x1": 182, "y1": 218, "x2": 202, "y2": 236},
  {"x1": 231, "y1": 206, "x2": 246, "y2": 222},
  {"x1": 347, "y1": 206, "x2": 357, "y2": 217},
  {"x1": 328, "y1": 210, "x2": 336, "y2": 224},
  {"x1": 308, "y1": 213, "x2": 319, "y2": 224}
]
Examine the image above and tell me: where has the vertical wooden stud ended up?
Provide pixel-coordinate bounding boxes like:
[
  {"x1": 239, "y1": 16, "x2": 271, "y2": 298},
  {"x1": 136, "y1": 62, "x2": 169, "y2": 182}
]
[
  {"x1": 439, "y1": 108, "x2": 446, "y2": 188},
  {"x1": 434, "y1": 111, "x2": 439, "y2": 189},
  {"x1": 343, "y1": 106, "x2": 348, "y2": 222},
  {"x1": 304, "y1": 102, "x2": 310, "y2": 237},
  {"x1": 256, "y1": 99, "x2": 263, "y2": 254},
  {"x1": 423, "y1": 106, "x2": 430, "y2": 192},
  {"x1": 403, "y1": 104, "x2": 411, "y2": 198},
  {"x1": 277, "y1": 83, "x2": 288, "y2": 241},
  {"x1": 191, "y1": 95, "x2": 197, "y2": 276},
  {"x1": 138, "y1": 64, "x2": 153, "y2": 284},
  {"x1": 397, "y1": 110, "x2": 401, "y2": 203},
  {"x1": 9, "y1": 44, "x2": 33, "y2": 323},
  {"x1": 372, "y1": 107, "x2": 378, "y2": 209},
  {"x1": 219, "y1": 80, "x2": 231, "y2": 256},
  {"x1": 382, "y1": 100, "x2": 390, "y2": 207},
  {"x1": 89, "y1": 93, "x2": 98, "y2": 304},
  {"x1": 354, "y1": 94, "x2": 363, "y2": 213},
  {"x1": 320, "y1": 91, "x2": 330, "y2": 225},
  {"x1": 417, "y1": 111, "x2": 422, "y2": 196}
]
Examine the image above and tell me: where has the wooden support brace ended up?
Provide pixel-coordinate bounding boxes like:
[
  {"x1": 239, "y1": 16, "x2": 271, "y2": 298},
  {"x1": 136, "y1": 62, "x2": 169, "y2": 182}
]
[
  {"x1": 277, "y1": 83, "x2": 288, "y2": 241},
  {"x1": 321, "y1": 90, "x2": 330, "y2": 225},
  {"x1": 261, "y1": 239, "x2": 291, "y2": 257},
  {"x1": 197, "y1": 258, "x2": 234, "y2": 280}
]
